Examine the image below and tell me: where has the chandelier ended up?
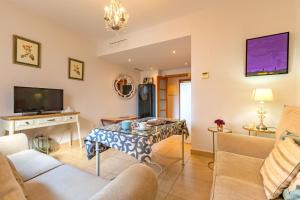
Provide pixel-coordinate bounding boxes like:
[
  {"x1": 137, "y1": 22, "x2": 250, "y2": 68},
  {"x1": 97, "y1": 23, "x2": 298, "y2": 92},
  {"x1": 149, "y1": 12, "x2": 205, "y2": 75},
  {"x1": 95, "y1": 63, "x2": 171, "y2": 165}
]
[{"x1": 104, "y1": 0, "x2": 129, "y2": 31}]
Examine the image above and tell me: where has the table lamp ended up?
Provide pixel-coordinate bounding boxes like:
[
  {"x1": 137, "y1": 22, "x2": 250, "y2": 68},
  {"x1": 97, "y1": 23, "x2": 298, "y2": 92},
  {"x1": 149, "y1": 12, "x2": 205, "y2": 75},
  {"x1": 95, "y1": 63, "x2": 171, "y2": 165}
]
[{"x1": 252, "y1": 88, "x2": 273, "y2": 130}]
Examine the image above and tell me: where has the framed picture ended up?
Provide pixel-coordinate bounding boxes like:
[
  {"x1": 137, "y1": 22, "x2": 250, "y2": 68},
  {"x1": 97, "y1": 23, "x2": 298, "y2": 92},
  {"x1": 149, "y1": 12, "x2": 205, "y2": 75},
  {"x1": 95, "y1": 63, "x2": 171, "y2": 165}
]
[
  {"x1": 13, "y1": 35, "x2": 41, "y2": 68},
  {"x1": 68, "y1": 58, "x2": 84, "y2": 81},
  {"x1": 246, "y1": 32, "x2": 289, "y2": 77},
  {"x1": 143, "y1": 77, "x2": 153, "y2": 84}
]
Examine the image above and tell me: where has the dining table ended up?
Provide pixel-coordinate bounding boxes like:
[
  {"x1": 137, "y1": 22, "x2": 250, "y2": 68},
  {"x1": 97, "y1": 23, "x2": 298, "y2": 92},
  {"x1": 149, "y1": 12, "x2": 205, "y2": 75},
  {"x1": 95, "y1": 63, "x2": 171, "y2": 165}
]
[{"x1": 84, "y1": 117, "x2": 189, "y2": 176}]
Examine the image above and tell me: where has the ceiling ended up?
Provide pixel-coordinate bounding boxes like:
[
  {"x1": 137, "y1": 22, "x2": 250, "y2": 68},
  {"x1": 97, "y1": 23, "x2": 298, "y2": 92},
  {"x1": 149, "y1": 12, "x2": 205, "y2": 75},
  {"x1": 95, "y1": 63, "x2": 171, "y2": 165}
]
[
  {"x1": 100, "y1": 36, "x2": 191, "y2": 71},
  {"x1": 8, "y1": 0, "x2": 210, "y2": 39}
]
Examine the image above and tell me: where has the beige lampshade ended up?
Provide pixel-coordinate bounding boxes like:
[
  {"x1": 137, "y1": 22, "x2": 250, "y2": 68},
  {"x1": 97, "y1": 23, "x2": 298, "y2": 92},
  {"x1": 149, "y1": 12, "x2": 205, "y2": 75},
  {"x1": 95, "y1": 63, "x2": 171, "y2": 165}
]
[{"x1": 252, "y1": 88, "x2": 274, "y2": 102}]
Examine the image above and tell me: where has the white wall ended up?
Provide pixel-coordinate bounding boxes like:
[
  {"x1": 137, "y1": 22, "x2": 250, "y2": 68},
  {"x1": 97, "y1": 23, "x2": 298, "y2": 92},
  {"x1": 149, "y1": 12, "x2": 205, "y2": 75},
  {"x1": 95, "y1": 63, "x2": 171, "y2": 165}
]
[
  {"x1": 0, "y1": 1, "x2": 140, "y2": 143},
  {"x1": 97, "y1": 0, "x2": 299, "y2": 152},
  {"x1": 160, "y1": 67, "x2": 191, "y2": 76}
]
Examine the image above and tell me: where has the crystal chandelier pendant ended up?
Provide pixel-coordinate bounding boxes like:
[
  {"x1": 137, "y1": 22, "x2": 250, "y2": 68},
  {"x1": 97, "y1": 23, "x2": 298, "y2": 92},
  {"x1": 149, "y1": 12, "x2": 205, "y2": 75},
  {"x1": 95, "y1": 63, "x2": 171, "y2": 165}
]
[{"x1": 104, "y1": 0, "x2": 129, "y2": 31}]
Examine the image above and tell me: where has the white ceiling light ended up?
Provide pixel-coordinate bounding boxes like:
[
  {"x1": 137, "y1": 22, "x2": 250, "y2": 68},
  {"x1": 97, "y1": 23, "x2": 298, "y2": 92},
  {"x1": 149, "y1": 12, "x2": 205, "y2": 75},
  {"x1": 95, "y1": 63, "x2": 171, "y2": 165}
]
[
  {"x1": 128, "y1": 58, "x2": 132, "y2": 62},
  {"x1": 104, "y1": 0, "x2": 129, "y2": 31},
  {"x1": 172, "y1": 50, "x2": 176, "y2": 54}
]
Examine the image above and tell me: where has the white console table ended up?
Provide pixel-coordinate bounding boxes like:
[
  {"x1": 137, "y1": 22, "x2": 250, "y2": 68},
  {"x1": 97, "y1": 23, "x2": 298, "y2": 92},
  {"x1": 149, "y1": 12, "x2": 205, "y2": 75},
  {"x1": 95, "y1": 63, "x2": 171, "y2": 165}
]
[{"x1": 0, "y1": 112, "x2": 82, "y2": 148}]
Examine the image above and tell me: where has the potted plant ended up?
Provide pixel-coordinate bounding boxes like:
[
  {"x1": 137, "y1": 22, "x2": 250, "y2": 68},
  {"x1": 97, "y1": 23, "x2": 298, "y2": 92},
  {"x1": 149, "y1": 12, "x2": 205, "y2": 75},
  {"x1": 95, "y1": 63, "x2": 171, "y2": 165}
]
[{"x1": 214, "y1": 119, "x2": 225, "y2": 132}]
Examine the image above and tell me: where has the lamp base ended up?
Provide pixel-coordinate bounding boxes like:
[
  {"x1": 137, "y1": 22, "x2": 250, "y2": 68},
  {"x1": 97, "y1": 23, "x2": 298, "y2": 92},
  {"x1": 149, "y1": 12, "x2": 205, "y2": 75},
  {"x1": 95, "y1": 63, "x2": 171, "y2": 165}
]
[{"x1": 256, "y1": 124, "x2": 267, "y2": 131}]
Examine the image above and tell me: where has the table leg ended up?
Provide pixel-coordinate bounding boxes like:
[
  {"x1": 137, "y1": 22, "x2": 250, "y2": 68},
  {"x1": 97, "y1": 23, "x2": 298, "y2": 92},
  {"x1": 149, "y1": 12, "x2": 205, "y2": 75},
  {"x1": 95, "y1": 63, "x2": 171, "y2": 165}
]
[
  {"x1": 76, "y1": 116, "x2": 82, "y2": 149},
  {"x1": 208, "y1": 131, "x2": 215, "y2": 169},
  {"x1": 9, "y1": 121, "x2": 15, "y2": 135},
  {"x1": 96, "y1": 141, "x2": 100, "y2": 176},
  {"x1": 213, "y1": 132, "x2": 215, "y2": 159},
  {"x1": 69, "y1": 124, "x2": 72, "y2": 147},
  {"x1": 182, "y1": 133, "x2": 185, "y2": 166}
]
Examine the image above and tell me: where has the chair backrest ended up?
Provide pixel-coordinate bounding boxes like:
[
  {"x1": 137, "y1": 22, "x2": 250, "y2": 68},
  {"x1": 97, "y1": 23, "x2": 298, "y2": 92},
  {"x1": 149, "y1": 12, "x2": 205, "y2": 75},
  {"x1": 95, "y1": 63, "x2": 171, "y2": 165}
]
[
  {"x1": 275, "y1": 105, "x2": 300, "y2": 141},
  {"x1": 0, "y1": 133, "x2": 29, "y2": 155}
]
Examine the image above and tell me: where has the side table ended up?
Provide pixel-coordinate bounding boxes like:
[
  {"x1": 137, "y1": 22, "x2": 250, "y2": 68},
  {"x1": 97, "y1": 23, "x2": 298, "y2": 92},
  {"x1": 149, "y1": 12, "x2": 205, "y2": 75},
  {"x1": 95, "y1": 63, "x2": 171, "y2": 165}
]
[
  {"x1": 242, "y1": 125, "x2": 276, "y2": 137},
  {"x1": 208, "y1": 127, "x2": 232, "y2": 169}
]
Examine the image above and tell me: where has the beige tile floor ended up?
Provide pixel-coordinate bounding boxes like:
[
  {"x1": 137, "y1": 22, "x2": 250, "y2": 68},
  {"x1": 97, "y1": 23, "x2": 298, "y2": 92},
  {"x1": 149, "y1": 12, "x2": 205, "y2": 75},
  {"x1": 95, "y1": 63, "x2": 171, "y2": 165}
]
[{"x1": 51, "y1": 135, "x2": 213, "y2": 200}]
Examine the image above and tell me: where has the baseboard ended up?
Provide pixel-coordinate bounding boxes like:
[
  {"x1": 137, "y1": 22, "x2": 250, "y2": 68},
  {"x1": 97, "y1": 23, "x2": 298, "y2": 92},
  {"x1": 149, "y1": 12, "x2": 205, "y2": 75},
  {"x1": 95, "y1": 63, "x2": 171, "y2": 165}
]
[{"x1": 191, "y1": 149, "x2": 213, "y2": 157}]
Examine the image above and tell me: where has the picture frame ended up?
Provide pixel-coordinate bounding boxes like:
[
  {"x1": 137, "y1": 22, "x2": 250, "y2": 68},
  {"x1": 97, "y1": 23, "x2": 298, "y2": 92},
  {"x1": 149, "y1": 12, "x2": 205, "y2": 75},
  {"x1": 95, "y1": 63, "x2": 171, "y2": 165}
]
[
  {"x1": 13, "y1": 35, "x2": 41, "y2": 68},
  {"x1": 245, "y1": 32, "x2": 289, "y2": 77},
  {"x1": 68, "y1": 58, "x2": 84, "y2": 81},
  {"x1": 143, "y1": 77, "x2": 153, "y2": 84}
]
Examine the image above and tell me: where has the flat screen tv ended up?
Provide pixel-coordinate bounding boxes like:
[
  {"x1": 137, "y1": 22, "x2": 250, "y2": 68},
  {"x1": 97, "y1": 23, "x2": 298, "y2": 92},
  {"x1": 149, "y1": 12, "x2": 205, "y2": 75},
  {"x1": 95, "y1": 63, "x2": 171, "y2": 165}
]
[
  {"x1": 246, "y1": 32, "x2": 289, "y2": 77},
  {"x1": 14, "y1": 86, "x2": 63, "y2": 114}
]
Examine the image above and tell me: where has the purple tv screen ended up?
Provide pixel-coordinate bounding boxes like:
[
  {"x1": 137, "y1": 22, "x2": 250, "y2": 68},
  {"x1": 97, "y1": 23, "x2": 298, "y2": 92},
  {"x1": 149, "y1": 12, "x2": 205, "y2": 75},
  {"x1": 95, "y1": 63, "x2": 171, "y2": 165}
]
[{"x1": 246, "y1": 32, "x2": 289, "y2": 77}]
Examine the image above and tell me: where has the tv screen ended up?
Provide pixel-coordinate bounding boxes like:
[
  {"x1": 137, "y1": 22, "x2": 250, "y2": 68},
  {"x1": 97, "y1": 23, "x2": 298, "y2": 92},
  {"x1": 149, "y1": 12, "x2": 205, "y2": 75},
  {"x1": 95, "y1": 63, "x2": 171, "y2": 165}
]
[
  {"x1": 14, "y1": 86, "x2": 63, "y2": 113},
  {"x1": 246, "y1": 32, "x2": 289, "y2": 77}
]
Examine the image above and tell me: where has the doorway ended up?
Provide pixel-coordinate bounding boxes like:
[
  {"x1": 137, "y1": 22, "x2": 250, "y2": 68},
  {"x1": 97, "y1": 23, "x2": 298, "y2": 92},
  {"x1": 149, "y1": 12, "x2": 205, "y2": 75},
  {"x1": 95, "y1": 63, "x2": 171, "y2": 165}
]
[{"x1": 179, "y1": 80, "x2": 191, "y2": 143}]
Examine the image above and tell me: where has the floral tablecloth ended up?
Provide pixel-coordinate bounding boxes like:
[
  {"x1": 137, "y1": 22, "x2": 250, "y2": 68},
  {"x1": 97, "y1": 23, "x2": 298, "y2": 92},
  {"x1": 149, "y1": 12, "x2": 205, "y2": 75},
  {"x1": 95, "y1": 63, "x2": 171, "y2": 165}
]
[{"x1": 84, "y1": 118, "x2": 189, "y2": 162}]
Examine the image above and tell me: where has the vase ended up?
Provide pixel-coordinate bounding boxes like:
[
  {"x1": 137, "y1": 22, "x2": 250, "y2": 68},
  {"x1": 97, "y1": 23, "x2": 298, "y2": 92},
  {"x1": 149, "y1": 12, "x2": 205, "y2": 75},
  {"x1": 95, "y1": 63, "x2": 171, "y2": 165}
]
[{"x1": 217, "y1": 125, "x2": 223, "y2": 132}]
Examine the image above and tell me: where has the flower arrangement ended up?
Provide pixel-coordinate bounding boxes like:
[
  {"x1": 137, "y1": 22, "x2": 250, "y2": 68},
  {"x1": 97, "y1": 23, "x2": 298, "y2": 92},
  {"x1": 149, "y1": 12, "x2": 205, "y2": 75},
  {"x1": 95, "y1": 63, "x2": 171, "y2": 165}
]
[{"x1": 214, "y1": 119, "x2": 225, "y2": 131}]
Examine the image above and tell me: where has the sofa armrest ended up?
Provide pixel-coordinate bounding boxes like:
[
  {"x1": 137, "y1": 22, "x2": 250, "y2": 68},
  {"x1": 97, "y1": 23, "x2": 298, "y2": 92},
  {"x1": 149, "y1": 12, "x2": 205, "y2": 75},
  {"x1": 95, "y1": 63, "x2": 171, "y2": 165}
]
[
  {"x1": 0, "y1": 133, "x2": 29, "y2": 155},
  {"x1": 217, "y1": 133, "x2": 275, "y2": 159},
  {"x1": 89, "y1": 164, "x2": 158, "y2": 200}
]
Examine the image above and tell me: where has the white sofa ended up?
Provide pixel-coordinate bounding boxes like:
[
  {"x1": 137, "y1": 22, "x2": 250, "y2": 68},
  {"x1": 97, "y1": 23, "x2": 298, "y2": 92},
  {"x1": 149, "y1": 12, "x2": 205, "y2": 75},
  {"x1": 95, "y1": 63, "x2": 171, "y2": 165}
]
[
  {"x1": 210, "y1": 105, "x2": 300, "y2": 200},
  {"x1": 0, "y1": 133, "x2": 158, "y2": 200}
]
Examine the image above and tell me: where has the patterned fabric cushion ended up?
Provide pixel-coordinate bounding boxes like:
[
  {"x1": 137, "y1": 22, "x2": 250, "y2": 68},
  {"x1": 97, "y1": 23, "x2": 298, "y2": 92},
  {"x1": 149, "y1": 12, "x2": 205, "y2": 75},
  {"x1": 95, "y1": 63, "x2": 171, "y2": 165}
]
[
  {"x1": 283, "y1": 172, "x2": 300, "y2": 200},
  {"x1": 260, "y1": 138, "x2": 300, "y2": 199},
  {"x1": 0, "y1": 153, "x2": 26, "y2": 200},
  {"x1": 283, "y1": 186, "x2": 300, "y2": 200}
]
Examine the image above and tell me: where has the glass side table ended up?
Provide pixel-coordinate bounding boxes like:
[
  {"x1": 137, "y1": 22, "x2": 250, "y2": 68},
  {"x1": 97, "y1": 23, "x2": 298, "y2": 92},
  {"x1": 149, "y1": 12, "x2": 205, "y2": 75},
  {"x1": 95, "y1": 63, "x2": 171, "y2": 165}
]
[
  {"x1": 242, "y1": 125, "x2": 276, "y2": 137},
  {"x1": 207, "y1": 127, "x2": 232, "y2": 169}
]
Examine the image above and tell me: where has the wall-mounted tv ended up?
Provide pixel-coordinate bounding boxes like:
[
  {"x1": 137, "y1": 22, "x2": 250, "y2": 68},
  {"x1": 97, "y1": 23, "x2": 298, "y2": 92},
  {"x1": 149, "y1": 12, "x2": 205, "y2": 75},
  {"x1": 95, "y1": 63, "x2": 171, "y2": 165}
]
[
  {"x1": 246, "y1": 32, "x2": 289, "y2": 77},
  {"x1": 14, "y1": 86, "x2": 63, "y2": 114}
]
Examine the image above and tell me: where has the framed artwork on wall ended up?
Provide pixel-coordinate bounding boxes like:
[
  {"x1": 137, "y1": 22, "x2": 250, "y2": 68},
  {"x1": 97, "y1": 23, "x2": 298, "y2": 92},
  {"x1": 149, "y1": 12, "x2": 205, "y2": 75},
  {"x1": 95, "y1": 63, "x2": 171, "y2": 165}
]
[
  {"x1": 68, "y1": 58, "x2": 84, "y2": 81},
  {"x1": 143, "y1": 77, "x2": 154, "y2": 84},
  {"x1": 13, "y1": 35, "x2": 41, "y2": 68},
  {"x1": 246, "y1": 32, "x2": 289, "y2": 77}
]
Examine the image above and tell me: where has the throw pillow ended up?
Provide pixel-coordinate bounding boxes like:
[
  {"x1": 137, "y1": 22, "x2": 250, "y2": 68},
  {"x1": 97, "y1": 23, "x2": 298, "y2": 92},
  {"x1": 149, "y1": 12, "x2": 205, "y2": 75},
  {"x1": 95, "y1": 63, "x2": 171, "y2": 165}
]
[
  {"x1": 0, "y1": 153, "x2": 26, "y2": 200},
  {"x1": 283, "y1": 172, "x2": 300, "y2": 200},
  {"x1": 260, "y1": 137, "x2": 300, "y2": 199},
  {"x1": 281, "y1": 131, "x2": 300, "y2": 145}
]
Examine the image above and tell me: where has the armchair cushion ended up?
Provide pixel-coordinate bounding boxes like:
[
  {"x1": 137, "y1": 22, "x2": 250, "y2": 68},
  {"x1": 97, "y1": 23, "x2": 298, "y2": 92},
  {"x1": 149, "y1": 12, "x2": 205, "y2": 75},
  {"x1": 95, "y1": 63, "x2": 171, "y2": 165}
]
[
  {"x1": 215, "y1": 151, "x2": 264, "y2": 186},
  {"x1": 217, "y1": 133, "x2": 275, "y2": 159}
]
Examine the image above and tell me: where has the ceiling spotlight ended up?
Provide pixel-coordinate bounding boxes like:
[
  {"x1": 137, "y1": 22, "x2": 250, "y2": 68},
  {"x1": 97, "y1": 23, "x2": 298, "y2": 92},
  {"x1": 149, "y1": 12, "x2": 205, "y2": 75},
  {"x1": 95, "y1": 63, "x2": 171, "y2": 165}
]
[
  {"x1": 172, "y1": 50, "x2": 176, "y2": 54},
  {"x1": 128, "y1": 58, "x2": 131, "y2": 62},
  {"x1": 184, "y1": 62, "x2": 188, "y2": 66}
]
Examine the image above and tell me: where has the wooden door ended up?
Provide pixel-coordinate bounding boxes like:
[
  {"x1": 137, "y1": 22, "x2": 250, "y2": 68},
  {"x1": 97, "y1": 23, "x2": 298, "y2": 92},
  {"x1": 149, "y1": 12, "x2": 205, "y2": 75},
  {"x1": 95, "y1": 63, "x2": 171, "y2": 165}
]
[{"x1": 157, "y1": 76, "x2": 168, "y2": 117}]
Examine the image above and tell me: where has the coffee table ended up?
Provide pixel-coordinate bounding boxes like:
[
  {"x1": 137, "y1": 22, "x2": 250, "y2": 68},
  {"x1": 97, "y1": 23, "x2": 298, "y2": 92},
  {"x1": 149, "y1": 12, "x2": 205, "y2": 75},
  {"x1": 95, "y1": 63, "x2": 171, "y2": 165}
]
[{"x1": 85, "y1": 118, "x2": 189, "y2": 176}]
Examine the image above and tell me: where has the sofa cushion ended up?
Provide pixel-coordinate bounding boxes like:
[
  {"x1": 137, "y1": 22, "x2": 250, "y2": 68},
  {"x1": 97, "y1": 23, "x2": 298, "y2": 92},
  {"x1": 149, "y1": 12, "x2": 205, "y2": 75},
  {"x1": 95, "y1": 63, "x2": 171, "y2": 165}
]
[
  {"x1": 7, "y1": 157, "x2": 25, "y2": 192},
  {"x1": 24, "y1": 165, "x2": 109, "y2": 200},
  {"x1": 211, "y1": 176, "x2": 267, "y2": 200},
  {"x1": 215, "y1": 151, "x2": 264, "y2": 186},
  {"x1": 8, "y1": 150, "x2": 62, "y2": 181},
  {"x1": 89, "y1": 164, "x2": 158, "y2": 200},
  {"x1": 0, "y1": 153, "x2": 27, "y2": 200},
  {"x1": 260, "y1": 138, "x2": 300, "y2": 199}
]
